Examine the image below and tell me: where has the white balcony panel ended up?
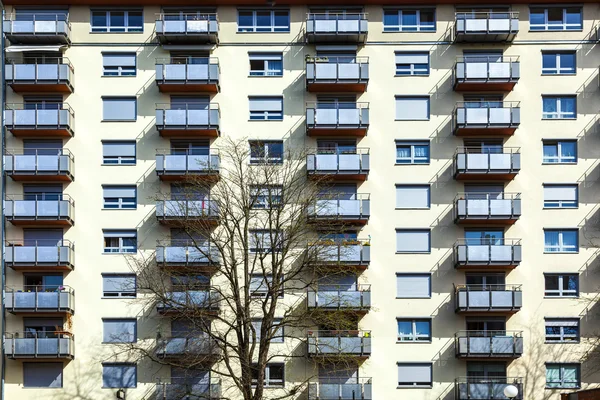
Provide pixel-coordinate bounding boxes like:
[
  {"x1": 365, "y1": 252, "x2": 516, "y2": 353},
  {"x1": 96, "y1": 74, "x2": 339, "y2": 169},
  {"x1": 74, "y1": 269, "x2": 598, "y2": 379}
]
[
  {"x1": 339, "y1": 154, "x2": 360, "y2": 170},
  {"x1": 488, "y1": 63, "x2": 511, "y2": 78},
  {"x1": 489, "y1": 199, "x2": 512, "y2": 215},
  {"x1": 466, "y1": 199, "x2": 488, "y2": 215},
  {"x1": 315, "y1": 109, "x2": 337, "y2": 124},
  {"x1": 315, "y1": 20, "x2": 336, "y2": 32},
  {"x1": 316, "y1": 63, "x2": 337, "y2": 79},
  {"x1": 489, "y1": 19, "x2": 510, "y2": 31},
  {"x1": 489, "y1": 154, "x2": 511, "y2": 169},
  {"x1": 467, "y1": 245, "x2": 490, "y2": 262},
  {"x1": 316, "y1": 154, "x2": 338, "y2": 171},
  {"x1": 338, "y1": 63, "x2": 360, "y2": 78},
  {"x1": 339, "y1": 109, "x2": 360, "y2": 124},
  {"x1": 465, "y1": 63, "x2": 488, "y2": 78},
  {"x1": 465, "y1": 19, "x2": 487, "y2": 32},
  {"x1": 466, "y1": 108, "x2": 488, "y2": 124},
  {"x1": 489, "y1": 108, "x2": 511, "y2": 124},
  {"x1": 490, "y1": 245, "x2": 512, "y2": 262},
  {"x1": 466, "y1": 154, "x2": 489, "y2": 169}
]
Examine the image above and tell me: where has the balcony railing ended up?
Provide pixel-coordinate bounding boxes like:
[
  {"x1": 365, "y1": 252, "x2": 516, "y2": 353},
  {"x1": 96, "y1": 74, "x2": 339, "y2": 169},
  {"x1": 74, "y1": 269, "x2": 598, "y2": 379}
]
[
  {"x1": 454, "y1": 56, "x2": 519, "y2": 90},
  {"x1": 157, "y1": 290, "x2": 221, "y2": 313},
  {"x1": 312, "y1": 240, "x2": 371, "y2": 267},
  {"x1": 306, "y1": 13, "x2": 368, "y2": 42},
  {"x1": 455, "y1": 12, "x2": 519, "y2": 42},
  {"x1": 156, "y1": 379, "x2": 221, "y2": 400},
  {"x1": 308, "y1": 194, "x2": 370, "y2": 222},
  {"x1": 155, "y1": 13, "x2": 218, "y2": 43},
  {"x1": 454, "y1": 148, "x2": 520, "y2": 178},
  {"x1": 309, "y1": 378, "x2": 372, "y2": 400},
  {"x1": 306, "y1": 56, "x2": 369, "y2": 90},
  {"x1": 4, "y1": 239, "x2": 75, "y2": 270},
  {"x1": 454, "y1": 239, "x2": 522, "y2": 268},
  {"x1": 455, "y1": 330, "x2": 523, "y2": 358},
  {"x1": 307, "y1": 148, "x2": 369, "y2": 177},
  {"x1": 156, "y1": 199, "x2": 219, "y2": 220},
  {"x1": 5, "y1": 285, "x2": 74, "y2": 314},
  {"x1": 454, "y1": 102, "x2": 520, "y2": 133},
  {"x1": 5, "y1": 194, "x2": 74, "y2": 225},
  {"x1": 454, "y1": 192, "x2": 521, "y2": 223},
  {"x1": 4, "y1": 103, "x2": 74, "y2": 137},
  {"x1": 307, "y1": 330, "x2": 371, "y2": 357},
  {"x1": 156, "y1": 57, "x2": 219, "y2": 91},
  {"x1": 156, "y1": 240, "x2": 220, "y2": 266},
  {"x1": 156, "y1": 149, "x2": 220, "y2": 178},
  {"x1": 5, "y1": 331, "x2": 74, "y2": 359},
  {"x1": 4, "y1": 148, "x2": 74, "y2": 181},
  {"x1": 156, "y1": 335, "x2": 219, "y2": 358},
  {"x1": 5, "y1": 57, "x2": 74, "y2": 92},
  {"x1": 306, "y1": 102, "x2": 369, "y2": 134},
  {"x1": 156, "y1": 103, "x2": 220, "y2": 134},
  {"x1": 455, "y1": 284, "x2": 523, "y2": 313},
  {"x1": 456, "y1": 377, "x2": 523, "y2": 400},
  {"x1": 307, "y1": 284, "x2": 371, "y2": 310},
  {"x1": 3, "y1": 13, "x2": 71, "y2": 44}
]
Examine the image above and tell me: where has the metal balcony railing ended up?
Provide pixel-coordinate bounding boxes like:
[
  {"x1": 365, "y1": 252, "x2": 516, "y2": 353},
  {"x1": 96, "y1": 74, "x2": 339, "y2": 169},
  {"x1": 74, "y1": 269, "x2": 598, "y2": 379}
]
[
  {"x1": 455, "y1": 11, "x2": 519, "y2": 36},
  {"x1": 156, "y1": 334, "x2": 219, "y2": 357},
  {"x1": 455, "y1": 377, "x2": 523, "y2": 400},
  {"x1": 156, "y1": 149, "x2": 220, "y2": 175},
  {"x1": 3, "y1": 13, "x2": 71, "y2": 42},
  {"x1": 4, "y1": 148, "x2": 74, "y2": 178},
  {"x1": 309, "y1": 193, "x2": 370, "y2": 220},
  {"x1": 306, "y1": 102, "x2": 369, "y2": 128},
  {"x1": 306, "y1": 13, "x2": 368, "y2": 35},
  {"x1": 455, "y1": 284, "x2": 523, "y2": 312},
  {"x1": 307, "y1": 284, "x2": 371, "y2": 309},
  {"x1": 312, "y1": 239, "x2": 371, "y2": 265},
  {"x1": 5, "y1": 331, "x2": 74, "y2": 359},
  {"x1": 454, "y1": 238, "x2": 521, "y2": 266},
  {"x1": 4, "y1": 193, "x2": 74, "y2": 222},
  {"x1": 5, "y1": 285, "x2": 74, "y2": 313},
  {"x1": 455, "y1": 147, "x2": 521, "y2": 174},
  {"x1": 156, "y1": 239, "x2": 220, "y2": 265},
  {"x1": 307, "y1": 330, "x2": 371, "y2": 356},
  {"x1": 157, "y1": 290, "x2": 221, "y2": 313},
  {"x1": 5, "y1": 57, "x2": 74, "y2": 87},
  {"x1": 454, "y1": 56, "x2": 519, "y2": 83},
  {"x1": 4, "y1": 103, "x2": 74, "y2": 131},
  {"x1": 4, "y1": 239, "x2": 75, "y2": 268},
  {"x1": 155, "y1": 13, "x2": 218, "y2": 36},
  {"x1": 306, "y1": 56, "x2": 369, "y2": 83},
  {"x1": 156, "y1": 199, "x2": 219, "y2": 220},
  {"x1": 309, "y1": 378, "x2": 372, "y2": 400},
  {"x1": 156, "y1": 57, "x2": 219, "y2": 85},
  {"x1": 455, "y1": 330, "x2": 524, "y2": 358},
  {"x1": 454, "y1": 102, "x2": 520, "y2": 128},
  {"x1": 156, "y1": 378, "x2": 221, "y2": 400},
  {"x1": 307, "y1": 148, "x2": 369, "y2": 175},
  {"x1": 156, "y1": 103, "x2": 220, "y2": 130},
  {"x1": 455, "y1": 192, "x2": 521, "y2": 220}
]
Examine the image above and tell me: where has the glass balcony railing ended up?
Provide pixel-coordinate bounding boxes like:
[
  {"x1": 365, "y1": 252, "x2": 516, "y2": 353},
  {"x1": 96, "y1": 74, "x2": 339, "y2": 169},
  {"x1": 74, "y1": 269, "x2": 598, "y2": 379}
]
[
  {"x1": 4, "y1": 149, "x2": 74, "y2": 180},
  {"x1": 309, "y1": 378, "x2": 372, "y2": 400},
  {"x1": 5, "y1": 57, "x2": 74, "y2": 92},
  {"x1": 156, "y1": 103, "x2": 220, "y2": 133},
  {"x1": 3, "y1": 13, "x2": 71, "y2": 44},
  {"x1": 454, "y1": 56, "x2": 519, "y2": 88},
  {"x1": 5, "y1": 332, "x2": 74, "y2": 359},
  {"x1": 156, "y1": 379, "x2": 221, "y2": 400},
  {"x1": 306, "y1": 56, "x2": 369, "y2": 87},
  {"x1": 311, "y1": 240, "x2": 371, "y2": 266},
  {"x1": 307, "y1": 148, "x2": 369, "y2": 176},
  {"x1": 306, "y1": 102, "x2": 369, "y2": 131},
  {"x1": 157, "y1": 290, "x2": 221, "y2": 313},
  {"x1": 307, "y1": 330, "x2": 371, "y2": 357},
  {"x1": 455, "y1": 193, "x2": 521, "y2": 222},
  {"x1": 5, "y1": 286, "x2": 74, "y2": 314},
  {"x1": 156, "y1": 57, "x2": 219, "y2": 90},
  {"x1": 456, "y1": 377, "x2": 523, "y2": 400},
  {"x1": 454, "y1": 148, "x2": 521, "y2": 177},
  {"x1": 4, "y1": 239, "x2": 74, "y2": 269},
  {"x1": 306, "y1": 13, "x2": 368, "y2": 42},
  {"x1": 455, "y1": 12, "x2": 519, "y2": 42},
  {"x1": 455, "y1": 284, "x2": 523, "y2": 312},
  {"x1": 455, "y1": 330, "x2": 524, "y2": 358},
  {"x1": 454, "y1": 239, "x2": 522, "y2": 267},
  {"x1": 5, "y1": 194, "x2": 74, "y2": 225},
  {"x1": 156, "y1": 335, "x2": 219, "y2": 358},
  {"x1": 307, "y1": 284, "x2": 371, "y2": 310},
  {"x1": 454, "y1": 102, "x2": 520, "y2": 132},
  {"x1": 4, "y1": 103, "x2": 74, "y2": 136},
  {"x1": 308, "y1": 194, "x2": 370, "y2": 221},
  {"x1": 155, "y1": 13, "x2": 218, "y2": 43},
  {"x1": 156, "y1": 199, "x2": 219, "y2": 220},
  {"x1": 156, "y1": 240, "x2": 220, "y2": 266},
  {"x1": 156, "y1": 150, "x2": 220, "y2": 178}
]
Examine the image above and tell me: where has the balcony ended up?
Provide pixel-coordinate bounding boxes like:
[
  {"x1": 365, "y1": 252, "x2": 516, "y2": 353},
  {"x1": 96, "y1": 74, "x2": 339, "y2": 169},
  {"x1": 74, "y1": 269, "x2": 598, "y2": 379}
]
[
  {"x1": 455, "y1": 331, "x2": 523, "y2": 359},
  {"x1": 156, "y1": 58, "x2": 219, "y2": 93},
  {"x1": 156, "y1": 240, "x2": 220, "y2": 270},
  {"x1": 306, "y1": 56, "x2": 369, "y2": 93},
  {"x1": 454, "y1": 193, "x2": 521, "y2": 226},
  {"x1": 308, "y1": 194, "x2": 370, "y2": 225},
  {"x1": 156, "y1": 103, "x2": 220, "y2": 138},
  {"x1": 4, "y1": 103, "x2": 74, "y2": 138},
  {"x1": 4, "y1": 239, "x2": 74, "y2": 272},
  {"x1": 5, "y1": 286, "x2": 74, "y2": 315},
  {"x1": 454, "y1": 148, "x2": 520, "y2": 181},
  {"x1": 157, "y1": 290, "x2": 221, "y2": 315},
  {"x1": 455, "y1": 284, "x2": 522, "y2": 314},
  {"x1": 454, "y1": 239, "x2": 521, "y2": 270},
  {"x1": 454, "y1": 56, "x2": 519, "y2": 92},
  {"x1": 156, "y1": 199, "x2": 219, "y2": 226},
  {"x1": 309, "y1": 378, "x2": 372, "y2": 400},
  {"x1": 454, "y1": 12, "x2": 519, "y2": 43},
  {"x1": 4, "y1": 149, "x2": 74, "y2": 182},
  {"x1": 306, "y1": 102, "x2": 369, "y2": 137},
  {"x1": 156, "y1": 379, "x2": 221, "y2": 400},
  {"x1": 307, "y1": 330, "x2": 371, "y2": 359},
  {"x1": 5, "y1": 332, "x2": 74, "y2": 360},
  {"x1": 307, "y1": 148, "x2": 369, "y2": 181},
  {"x1": 454, "y1": 102, "x2": 520, "y2": 136},
  {"x1": 456, "y1": 377, "x2": 523, "y2": 400},
  {"x1": 5, "y1": 58, "x2": 74, "y2": 93},
  {"x1": 306, "y1": 13, "x2": 368, "y2": 43},
  {"x1": 3, "y1": 13, "x2": 71, "y2": 44},
  {"x1": 307, "y1": 285, "x2": 371, "y2": 312},
  {"x1": 156, "y1": 150, "x2": 220, "y2": 182},
  {"x1": 155, "y1": 13, "x2": 218, "y2": 44},
  {"x1": 311, "y1": 240, "x2": 371, "y2": 269},
  {"x1": 156, "y1": 336, "x2": 219, "y2": 360},
  {"x1": 5, "y1": 194, "x2": 74, "y2": 227}
]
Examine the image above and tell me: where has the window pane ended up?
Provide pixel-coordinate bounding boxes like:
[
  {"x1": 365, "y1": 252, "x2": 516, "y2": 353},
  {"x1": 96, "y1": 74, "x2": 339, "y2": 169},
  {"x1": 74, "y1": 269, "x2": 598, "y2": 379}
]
[
  {"x1": 24, "y1": 363, "x2": 63, "y2": 388},
  {"x1": 238, "y1": 11, "x2": 253, "y2": 27},
  {"x1": 415, "y1": 321, "x2": 430, "y2": 337},
  {"x1": 92, "y1": 11, "x2": 107, "y2": 28},
  {"x1": 384, "y1": 11, "x2": 399, "y2": 27},
  {"x1": 110, "y1": 11, "x2": 125, "y2": 30},
  {"x1": 530, "y1": 10, "x2": 545, "y2": 26},
  {"x1": 128, "y1": 11, "x2": 143, "y2": 30},
  {"x1": 256, "y1": 11, "x2": 271, "y2": 28},
  {"x1": 542, "y1": 54, "x2": 557, "y2": 70}
]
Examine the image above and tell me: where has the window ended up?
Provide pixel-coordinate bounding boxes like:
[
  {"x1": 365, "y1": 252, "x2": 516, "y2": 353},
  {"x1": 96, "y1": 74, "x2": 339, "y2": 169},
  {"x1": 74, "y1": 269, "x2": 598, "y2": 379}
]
[
  {"x1": 397, "y1": 319, "x2": 431, "y2": 342},
  {"x1": 102, "y1": 274, "x2": 136, "y2": 298},
  {"x1": 543, "y1": 140, "x2": 576, "y2": 164},
  {"x1": 251, "y1": 363, "x2": 284, "y2": 387},
  {"x1": 91, "y1": 9, "x2": 143, "y2": 33},
  {"x1": 384, "y1": 9, "x2": 435, "y2": 32},
  {"x1": 544, "y1": 274, "x2": 578, "y2": 297},
  {"x1": 544, "y1": 229, "x2": 578, "y2": 253},
  {"x1": 395, "y1": 97, "x2": 430, "y2": 121},
  {"x1": 542, "y1": 52, "x2": 576, "y2": 75},
  {"x1": 546, "y1": 364, "x2": 580, "y2": 389},
  {"x1": 397, "y1": 363, "x2": 432, "y2": 387},
  {"x1": 545, "y1": 319, "x2": 579, "y2": 343},
  {"x1": 396, "y1": 185, "x2": 430, "y2": 209},
  {"x1": 530, "y1": 7, "x2": 582, "y2": 31},
  {"x1": 396, "y1": 274, "x2": 431, "y2": 299},
  {"x1": 249, "y1": 141, "x2": 284, "y2": 164},
  {"x1": 102, "y1": 53, "x2": 136, "y2": 77},
  {"x1": 102, "y1": 141, "x2": 136, "y2": 165},
  {"x1": 396, "y1": 141, "x2": 430, "y2": 164},
  {"x1": 543, "y1": 185, "x2": 578, "y2": 208},
  {"x1": 249, "y1": 53, "x2": 283, "y2": 77},
  {"x1": 238, "y1": 10, "x2": 290, "y2": 33},
  {"x1": 396, "y1": 229, "x2": 430, "y2": 253},
  {"x1": 395, "y1": 52, "x2": 429, "y2": 76},
  {"x1": 102, "y1": 364, "x2": 137, "y2": 388},
  {"x1": 103, "y1": 319, "x2": 137, "y2": 343},
  {"x1": 249, "y1": 97, "x2": 283, "y2": 121},
  {"x1": 23, "y1": 363, "x2": 63, "y2": 388},
  {"x1": 251, "y1": 186, "x2": 283, "y2": 209},
  {"x1": 103, "y1": 186, "x2": 137, "y2": 209},
  {"x1": 102, "y1": 97, "x2": 137, "y2": 121},
  {"x1": 542, "y1": 96, "x2": 576, "y2": 119},
  {"x1": 249, "y1": 274, "x2": 283, "y2": 297},
  {"x1": 103, "y1": 230, "x2": 137, "y2": 253},
  {"x1": 252, "y1": 318, "x2": 284, "y2": 343},
  {"x1": 249, "y1": 230, "x2": 282, "y2": 253}
]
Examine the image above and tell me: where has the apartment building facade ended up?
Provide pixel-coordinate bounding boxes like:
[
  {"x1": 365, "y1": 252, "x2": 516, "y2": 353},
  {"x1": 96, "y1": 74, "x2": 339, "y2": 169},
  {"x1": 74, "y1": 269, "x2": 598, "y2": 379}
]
[{"x1": 1, "y1": 1, "x2": 600, "y2": 400}]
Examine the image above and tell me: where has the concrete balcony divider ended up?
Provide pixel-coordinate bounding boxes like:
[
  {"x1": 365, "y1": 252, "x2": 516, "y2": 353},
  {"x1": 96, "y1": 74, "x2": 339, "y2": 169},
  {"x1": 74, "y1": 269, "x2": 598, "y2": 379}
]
[
  {"x1": 307, "y1": 148, "x2": 369, "y2": 180},
  {"x1": 4, "y1": 103, "x2": 74, "y2": 137},
  {"x1": 4, "y1": 194, "x2": 74, "y2": 226},
  {"x1": 4, "y1": 239, "x2": 75, "y2": 270},
  {"x1": 454, "y1": 239, "x2": 521, "y2": 268},
  {"x1": 156, "y1": 240, "x2": 220, "y2": 266},
  {"x1": 5, "y1": 332, "x2": 74, "y2": 359},
  {"x1": 454, "y1": 102, "x2": 520, "y2": 136},
  {"x1": 455, "y1": 11, "x2": 519, "y2": 42},
  {"x1": 5, "y1": 286, "x2": 74, "y2": 314},
  {"x1": 156, "y1": 57, "x2": 219, "y2": 93},
  {"x1": 455, "y1": 330, "x2": 524, "y2": 358},
  {"x1": 307, "y1": 284, "x2": 371, "y2": 310},
  {"x1": 454, "y1": 148, "x2": 520, "y2": 180},
  {"x1": 306, "y1": 13, "x2": 368, "y2": 43},
  {"x1": 456, "y1": 377, "x2": 523, "y2": 400},
  {"x1": 455, "y1": 284, "x2": 522, "y2": 313},
  {"x1": 454, "y1": 193, "x2": 521, "y2": 224},
  {"x1": 3, "y1": 13, "x2": 71, "y2": 44},
  {"x1": 307, "y1": 330, "x2": 371, "y2": 357},
  {"x1": 156, "y1": 379, "x2": 221, "y2": 400},
  {"x1": 155, "y1": 13, "x2": 219, "y2": 43},
  {"x1": 309, "y1": 378, "x2": 372, "y2": 400},
  {"x1": 5, "y1": 58, "x2": 74, "y2": 93},
  {"x1": 4, "y1": 148, "x2": 74, "y2": 181},
  {"x1": 306, "y1": 56, "x2": 369, "y2": 92}
]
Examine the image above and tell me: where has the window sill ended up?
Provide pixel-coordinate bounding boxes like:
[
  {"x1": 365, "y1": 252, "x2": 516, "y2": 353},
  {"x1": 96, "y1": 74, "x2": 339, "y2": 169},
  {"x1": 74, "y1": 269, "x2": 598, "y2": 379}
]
[
  {"x1": 395, "y1": 74, "x2": 430, "y2": 77},
  {"x1": 101, "y1": 75, "x2": 137, "y2": 78},
  {"x1": 396, "y1": 252, "x2": 431, "y2": 255},
  {"x1": 102, "y1": 341, "x2": 137, "y2": 344},
  {"x1": 545, "y1": 386, "x2": 581, "y2": 390},
  {"x1": 397, "y1": 385, "x2": 433, "y2": 389},
  {"x1": 101, "y1": 120, "x2": 137, "y2": 123},
  {"x1": 543, "y1": 207, "x2": 578, "y2": 210},
  {"x1": 248, "y1": 75, "x2": 283, "y2": 78},
  {"x1": 237, "y1": 31, "x2": 290, "y2": 34},
  {"x1": 101, "y1": 296, "x2": 137, "y2": 299},
  {"x1": 102, "y1": 252, "x2": 137, "y2": 255},
  {"x1": 396, "y1": 340, "x2": 432, "y2": 344},
  {"x1": 542, "y1": 118, "x2": 577, "y2": 121},
  {"x1": 530, "y1": 29, "x2": 583, "y2": 32},
  {"x1": 543, "y1": 252, "x2": 579, "y2": 254},
  {"x1": 248, "y1": 119, "x2": 283, "y2": 122},
  {"x1": 541, "y1": 73, "x2": 577, "y2": 76},
  {"x1": 395, "y1": 163, "x2": 430, "y2": 166},
  {"x1": 395, "y1": 119, "x2": 430, "y2": 122},
  {"x1": 396, "y1": 297, "x2": 431, "y2": 300},
  {"x1": 545, "y1": 340, "x2": 580, "y2": 344},
  {"x1": 395, "y1": 208, "x2": 431, "y2": 210},
  {"x1": 544, "y1": 296, "x2": 579, "y2": 299},
  {"x1": 91, "y1": 31, "x2": 144, "y2": 34},
  {"x1": 102, "y1": 208, "x2": 138, "y2": 211},
  {"x1": 383, "y1": 30, "x2": 437, "y2": 34},
  {"x1": 541, "y1": 162, "x2": 577, "y2": 165}
]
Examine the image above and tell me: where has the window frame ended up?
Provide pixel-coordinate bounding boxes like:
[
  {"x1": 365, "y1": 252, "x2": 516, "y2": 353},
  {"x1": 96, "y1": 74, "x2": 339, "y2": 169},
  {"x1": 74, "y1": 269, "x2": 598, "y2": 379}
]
[
  {"x1": 249, "y1": 274, "x2": 284, "y2": 297},
  {"x1": 529, "y1": 7, "x2": 583, "y2": 32},
  {"x1": 543, "y1": 184, "x2": 578, "y2": 209},
  {"x1": 396, "y1": 273, "x2": 432, "y2": 299},
  {"x1": 396, "y1": 318, "x2": 432, "y2": 342},
  {"x1": 249, "y1": 229, "x2": 283, "y2": 253},
  {"x1": 395, "y1": 185, "x2": 431, "y2": 210},
  {"x1": 543, "y1": 229, "x2": 578, "y2": 253},
  {"x1": 383, "y1": 8, "x2": 436, "y2": 32},
  {"x1": 102, "y1": 273, "x2": 137, "y2": 298},
  {"x1": 252, "y1": 363, "x2": 285, "y2": 387},
  {"x1": 102, "y1": 185, "x2": 137, "y2": 210},
  {"x1": 250, "y1": 185, "x2": 283, "y2": 209},
  {"x1": 249, "y1": 140, "x2": 284, "y2": 164},
  {"x1": 397, "y1": 362, "x2": 433, "y2": 388},
  {"x1": 542, "y1": 51, "x2": 576, "y2": 75},
  {"x1": 237, "y1": 9, "x2": 290, "y2": 33},
  {"x1": 545, "y1": 363, "x2": 581, "y2": 389},
  {"x1": 102, "y1": 52, "x2": 137, "y2": 77},
  {"x1": 395, "y1": 52, "x2": 430, "y2": 76},
  {"x1": 102, "y1": 318, "x2": 137, "y2": 343},
  {"x1": 542, "y1": 140, "x2": 577, "y2": 164},
  {"x1": 249, "y1": 52, "x2": 283, "y2": 77},
  {"x1": 103, "y1": 230, "x2": 137, "y2": 254},
  {"x1": 23, "y1": 362, "x2": 63, "y2": 388},
  {"x1": 544, "y1": 273, "x2": 579, "y2": 298},
  {"x1": 91, "y1": 9, "x2": 144, "y2": 33},
  {"x1": 249, "y1": 97, "x2": 284, "y2": 121},
  {"x1": 395, "y1": 229, "x2": 431, "y2": 254},
  {"x1": 395, "y1": 96, "x2": 430, "y2": 121},
  {"x1": 542, "y1": 96, "x2": 577, "y2": 120},
  {"x1": 102, "y1": 97, "x2": 137, "y2": 122},
  {"x1": 102, "y1": 363, "x2": 137, "y2": 389},
  {"x1": 102, "y1": 141, "x2": 136, "y2": 166},
  {"x1": 395, "y1": 141, "x2": 430, "y2": 165},
  {"x1": 545, "y1": 318, "x2": 580, "y2": 343},
  {"x1": 252, "y1": 318, "x2": 284, "y2": 343}
]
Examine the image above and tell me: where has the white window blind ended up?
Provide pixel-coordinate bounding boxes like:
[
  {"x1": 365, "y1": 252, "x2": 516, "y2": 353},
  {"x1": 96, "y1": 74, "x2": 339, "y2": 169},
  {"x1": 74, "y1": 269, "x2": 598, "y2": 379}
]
[
  {"x1": 396, "y1": 185, "x2": 430, "y2": 209},
  {"x1": 103, "y1": 319, "x2": 136, "y2": 343},
  {"x1": 249, "y1": 97, "x2": 283, "y2": 112},
  {"x1": 103, "y1": 53, "x2": 136, "y2": 67},
  {"x1": 102, "y1": 274, "x2": 136, "y2": 297},
  {"x1": 544, "y1": 185, "x2": 577, "y2": 201},
  {"x1": 396, "y1": 274, "x2": 431, "y2": 298},
  {"x1": 103, "y1": 186, "x2": 136, "y2": 199},
  {"x1": 397, "y1": 363, "x2": 432, "y2": 386},
  {"x1": 102, "y1": 97, "x2": 137, "y2": 121},
  {"x1": 395, "y1": 53, "x2": 429, "y2": 64},
  {"x1": 396, "y1": 230, "x2": 430, "y2": 253},
  {"x1": 395, "y1": 97, "x2": 429, "y2": 121}
]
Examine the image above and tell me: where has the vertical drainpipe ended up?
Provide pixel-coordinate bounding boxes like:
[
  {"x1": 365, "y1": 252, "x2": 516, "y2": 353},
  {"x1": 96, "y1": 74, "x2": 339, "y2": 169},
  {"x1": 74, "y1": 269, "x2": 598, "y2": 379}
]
[{"x1": 1, "y1": 3, "x2": 6, "y2": 400}]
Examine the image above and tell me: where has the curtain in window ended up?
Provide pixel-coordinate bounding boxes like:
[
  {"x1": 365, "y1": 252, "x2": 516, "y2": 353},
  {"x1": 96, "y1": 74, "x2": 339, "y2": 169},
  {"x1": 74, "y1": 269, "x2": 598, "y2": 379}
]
[
  {"x1": 414, "y1": 145, "x2": 428, "y2": 158},
  {"x1": 562, "y1": 366, "x2": 578, "y2": 387},
  {"x1": 545, "y1": 231, "x2": 560, "y2": 250},
  {"x1": 561, "y1": 142, "x2": 576, "y2": 159},
  {"x1": 543, "y1": 98, "x2": 558, "y2": 116},
  {"x1": 562, "y1": 231, "x2": 577, "y2": 249},
  {"x1": 546, "y1": 367, "x2": 560, "y2": 386},
  {"x1": 561, "y1": 98, "x2": 576, "y2": 115}
]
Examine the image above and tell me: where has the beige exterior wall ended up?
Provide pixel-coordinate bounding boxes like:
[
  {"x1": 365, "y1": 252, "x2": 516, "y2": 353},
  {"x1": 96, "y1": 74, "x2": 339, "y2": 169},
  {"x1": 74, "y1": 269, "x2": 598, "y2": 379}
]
[{"x1": 3, "y1": 3, "x2": 600, "y2": 400}]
